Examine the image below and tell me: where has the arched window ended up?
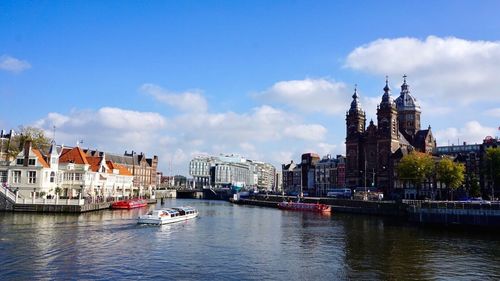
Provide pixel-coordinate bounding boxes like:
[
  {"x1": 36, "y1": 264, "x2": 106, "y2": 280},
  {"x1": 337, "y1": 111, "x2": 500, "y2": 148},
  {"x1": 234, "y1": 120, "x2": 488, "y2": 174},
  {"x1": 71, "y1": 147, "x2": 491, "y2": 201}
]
[{"x1": 50, "y1": 171, "x2": 55, "y2": 183}]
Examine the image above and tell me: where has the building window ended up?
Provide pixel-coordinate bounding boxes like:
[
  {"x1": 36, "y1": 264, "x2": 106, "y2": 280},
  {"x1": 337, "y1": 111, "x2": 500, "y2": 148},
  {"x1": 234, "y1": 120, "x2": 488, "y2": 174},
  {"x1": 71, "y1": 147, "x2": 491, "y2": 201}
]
[
  {"x1": 75, "y1": 173, "x2": 81, "y2": 181},
  {"x1": 29, "y1": 159, "x2": 36, "y2": 166},
  {"x1": 50, "y1": 171, "x2": 55, "y2": 183},
  {"x1": 16, "y1": 159, "x2": 23, "y2": 165},
  {"x1": 29, "y1": 171, "x2": 36, "y2": 184},
  {"x1": 13, "y1": 171, "x2": 21, "y2": 183},
  {"x1": 0, "y1": 171, "x2": 7, "y2": 183}
]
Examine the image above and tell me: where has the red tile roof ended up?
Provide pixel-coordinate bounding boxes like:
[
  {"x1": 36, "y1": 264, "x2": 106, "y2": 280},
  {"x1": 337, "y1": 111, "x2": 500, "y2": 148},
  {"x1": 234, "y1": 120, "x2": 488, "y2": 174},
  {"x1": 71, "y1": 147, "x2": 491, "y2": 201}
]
[
  {"x1": 32, "y1": 149, "x2": 49, "y2": 168},
  {"x1": 106, "y1": 161, "x2": 132, "y2": 176},
  {"x1": 87, "y1": 156, "x2": 105, "y2": 172},
  {"x1": 59, "y1": 147, "x2": 90, "y2": 165}
]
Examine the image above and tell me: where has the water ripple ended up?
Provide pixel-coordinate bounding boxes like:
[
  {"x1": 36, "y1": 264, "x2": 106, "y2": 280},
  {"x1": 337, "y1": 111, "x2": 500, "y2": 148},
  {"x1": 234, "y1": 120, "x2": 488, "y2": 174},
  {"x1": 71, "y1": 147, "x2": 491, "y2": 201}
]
[{"x1": 1, "y1": 199, "x2": 499, "y2": 281}]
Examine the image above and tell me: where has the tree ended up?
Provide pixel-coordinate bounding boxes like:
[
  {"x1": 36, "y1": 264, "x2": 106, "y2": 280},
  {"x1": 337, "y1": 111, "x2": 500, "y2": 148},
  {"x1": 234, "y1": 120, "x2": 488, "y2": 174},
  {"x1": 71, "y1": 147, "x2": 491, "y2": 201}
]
[
  {"x1": 469, "y1": 174, "x2": 481, "y2": 198},
  {"x1": 5, "y1": 126, "x2": 51, "y2": 159},
  {"x1": 396, "y1": 152, "x2": 434, "y2": 193},
  {"x1": 485, "y1": 147, "x2": 500, "y2": 199},
  {"x1": 436, "y1": 157, "x2": 465, "y2": 200}
]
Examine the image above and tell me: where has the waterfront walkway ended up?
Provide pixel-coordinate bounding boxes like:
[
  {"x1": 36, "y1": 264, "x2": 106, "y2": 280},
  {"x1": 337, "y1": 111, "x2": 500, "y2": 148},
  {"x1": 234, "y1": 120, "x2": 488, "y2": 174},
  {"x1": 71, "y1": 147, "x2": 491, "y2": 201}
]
[
  {"x1": 0, "y1": 185, "x2": 156, "y2": 213},
  {"x1": 235, "y1": 194, "x2": 500, "y2": 227}
]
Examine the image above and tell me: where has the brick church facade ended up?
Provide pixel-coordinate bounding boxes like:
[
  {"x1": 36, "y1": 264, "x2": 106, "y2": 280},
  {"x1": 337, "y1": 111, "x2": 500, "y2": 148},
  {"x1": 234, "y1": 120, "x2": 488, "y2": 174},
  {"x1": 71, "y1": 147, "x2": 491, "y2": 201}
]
[{"x1": 345, "y1": 76, "x2": 436, "y2": 197}]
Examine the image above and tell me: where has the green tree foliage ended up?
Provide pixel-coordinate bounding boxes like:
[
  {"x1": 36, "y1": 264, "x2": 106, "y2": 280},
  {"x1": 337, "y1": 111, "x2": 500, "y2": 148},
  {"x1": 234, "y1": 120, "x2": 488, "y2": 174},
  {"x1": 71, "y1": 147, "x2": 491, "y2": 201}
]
[
  {"x1": 436, "y1": 157, "x2": 465, "y2": 200},
  {"x1": 485, "y1": 147, "x2": 500, "y2": 190},
  {"x1": 6, "y1": 126, "x2": 51, "y2": 159},
  {"x1": 396, "y1": 152, "x2": 434, "y2": 187},
  {"x1": 469, "y1": 175, "x2": 481, "y2": 198}
]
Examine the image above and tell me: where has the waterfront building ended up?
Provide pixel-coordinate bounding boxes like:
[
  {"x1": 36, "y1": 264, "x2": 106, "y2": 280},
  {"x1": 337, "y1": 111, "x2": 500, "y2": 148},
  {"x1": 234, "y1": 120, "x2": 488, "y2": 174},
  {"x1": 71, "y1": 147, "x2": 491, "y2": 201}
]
[
  {"x1": 281, "y1": 160, "x2": 298, "y2": 194},
  {"x1": 89, "y1": 150, "x2": 158, "y2": 190},
  {"x1": 254, "y1": 161, "x2": 276, "y2": 191},
  {"x1": 0, "y1": 141, "x2": 60, "y2": 199},
  {"x1": 301, "y1": 153, "x2": 321, "y2": 196},
  {"x1": 189, "y1": 155, "x2": 217, "y2": 188},
  {"x1": 0, "y1": 141, "x2": 134, "y2": 199},
  {"x1": 436, "y1": 136, "x2": 500, "y2": 199},
  {"x1": 314, "y1": 155, "x2": 346, "y2": 197},
  {"x1": 345, "y1": 76, "x2": 436, "y2": 198},
  {"x1": 58, "y1": 146, "x2": 134, "y2": 199},
  {"x1": 282, "y1": 153, "x2": 345, "y2": 196},
  {"x1": 189, "y1": 154, "x2": 276, "y2": 190}
]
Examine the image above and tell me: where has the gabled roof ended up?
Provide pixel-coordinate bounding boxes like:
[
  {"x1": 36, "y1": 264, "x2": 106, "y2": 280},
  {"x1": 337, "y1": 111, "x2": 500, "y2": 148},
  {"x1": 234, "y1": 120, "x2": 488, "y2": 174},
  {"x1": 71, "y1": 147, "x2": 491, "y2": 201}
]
[
  {"x1": 106, "y1": 161, "x2": 132, "y2": 176},
  {"x1": 87, "y1": 156, "x2": 104, "y2": 172},
  {"x1": 32, "y1": 148, "x2": 49, "y2": 168},
  {"x1": 414, "y1": 129, "x2": 431, "y2": 148},
  {"x1": 398, "y1": 130, "x2": 411, "y2": 146},
  {"x1": 59, "y1": 147, "x2": 89, "y2": 165}
]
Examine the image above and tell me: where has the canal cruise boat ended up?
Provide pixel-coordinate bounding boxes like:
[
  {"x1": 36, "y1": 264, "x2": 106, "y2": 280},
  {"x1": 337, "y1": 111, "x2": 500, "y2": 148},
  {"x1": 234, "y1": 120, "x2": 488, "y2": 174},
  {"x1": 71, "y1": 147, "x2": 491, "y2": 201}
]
[
  {"x1": 277, "y1": 201, "x2": 331, "y2": 214},
  {"x1": 137, "y1": 206, "x2": 199, "y2": 225},
  {"x1": 111, "y1": 198, "x2": 148, "y2": 209}
]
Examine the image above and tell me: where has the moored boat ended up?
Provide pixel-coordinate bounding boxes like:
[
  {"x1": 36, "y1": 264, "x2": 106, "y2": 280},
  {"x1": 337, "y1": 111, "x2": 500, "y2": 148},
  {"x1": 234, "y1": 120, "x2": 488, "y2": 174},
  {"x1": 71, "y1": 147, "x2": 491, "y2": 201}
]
[
  {"x1": 111, "y1": 198, "x2": 148, "y2": 209},
  {"x1": 137, "y1": 206, "x2": 199, "y2": 225},
  {"x1": 277, "y1": 201, "x2": 331, "y2": 213}
]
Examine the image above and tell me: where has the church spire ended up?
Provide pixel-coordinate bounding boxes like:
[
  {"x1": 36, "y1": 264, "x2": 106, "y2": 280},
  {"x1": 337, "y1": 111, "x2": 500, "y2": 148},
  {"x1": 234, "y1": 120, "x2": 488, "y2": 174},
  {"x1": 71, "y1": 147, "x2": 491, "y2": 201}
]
[
  {"x1": 401, "y1": 74, "x2": 409, "y2": 94},
  {"x1": 349, "y1": 84, "x2": 363, "y2": 112},
  {"x1": 380, "y1": 76, "x2": 393, "y2": 107}
]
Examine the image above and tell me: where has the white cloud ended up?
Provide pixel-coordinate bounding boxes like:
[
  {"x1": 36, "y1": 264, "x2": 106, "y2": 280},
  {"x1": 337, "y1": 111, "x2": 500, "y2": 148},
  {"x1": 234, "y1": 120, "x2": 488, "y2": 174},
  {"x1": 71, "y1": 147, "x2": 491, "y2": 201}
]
[
  {"x1": 0, "y1": 55, "x2": 31, "y2": 73},
  {"x1": 485, "y1": 108, "x2": 500, "y2": 118},
  {"x1": 316, "y1": 142, "x2": 339, "y2": 157},
  {"x1": 283, "y1": 124, "x2": 327, "y2": 141},
  {"x1": 255, "y1": 78, "x2": 351, "y2": 115},
  {"x1": 33, "y1": 102, "x2": 328, "y2": 175},
  {"x1": 434, "y1": 121, "x2": 496, "y2": 146},
  {"x1": 140, "y1": 83, "x2": 208, "y2": 113},
  {"x1": 34, "y1": 107, "x2": 167, "y2": 152},
  {"x1": 345, "y1": 36, "x2": 500, "y2": 104}
]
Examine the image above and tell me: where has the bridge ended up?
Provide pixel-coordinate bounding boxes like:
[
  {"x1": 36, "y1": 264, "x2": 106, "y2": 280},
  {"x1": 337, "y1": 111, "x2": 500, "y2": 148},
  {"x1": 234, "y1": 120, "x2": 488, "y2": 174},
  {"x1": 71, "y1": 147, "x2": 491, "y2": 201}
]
[{"x1": 173, "y1": 188, "x2": 232, "y2": 200}]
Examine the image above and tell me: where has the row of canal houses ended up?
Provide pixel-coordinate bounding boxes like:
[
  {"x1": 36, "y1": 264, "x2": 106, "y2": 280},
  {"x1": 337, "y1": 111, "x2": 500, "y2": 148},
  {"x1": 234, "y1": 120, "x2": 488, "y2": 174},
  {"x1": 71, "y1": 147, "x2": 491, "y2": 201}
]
[{"x1": 0, "y1": 140, "x2": 154, "y2": 200}]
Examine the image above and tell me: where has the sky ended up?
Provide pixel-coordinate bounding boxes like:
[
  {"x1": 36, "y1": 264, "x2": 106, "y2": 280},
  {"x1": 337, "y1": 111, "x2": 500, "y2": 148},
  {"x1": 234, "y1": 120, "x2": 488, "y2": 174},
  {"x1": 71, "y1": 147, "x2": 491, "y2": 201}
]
[{"x1": 1, "y1": 0, "x2": 500, "y2": 175}]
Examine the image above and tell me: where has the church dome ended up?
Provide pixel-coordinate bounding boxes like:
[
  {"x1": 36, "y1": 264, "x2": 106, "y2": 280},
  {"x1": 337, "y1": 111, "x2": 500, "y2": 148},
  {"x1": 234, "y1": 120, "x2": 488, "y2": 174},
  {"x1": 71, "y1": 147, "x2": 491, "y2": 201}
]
[
  {"x1": 395, "y1": 75, "x2": 421, "y2": 112},
  {"x1": 349, "y1": 85, "x2": 363, "y2": 113}
]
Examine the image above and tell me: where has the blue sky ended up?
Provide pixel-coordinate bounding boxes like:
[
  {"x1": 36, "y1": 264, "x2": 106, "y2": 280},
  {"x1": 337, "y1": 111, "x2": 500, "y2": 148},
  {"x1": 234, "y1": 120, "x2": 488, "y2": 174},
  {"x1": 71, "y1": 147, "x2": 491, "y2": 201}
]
[{"x1": 1, "y1": 1, "x2": 500, "y2": 175}]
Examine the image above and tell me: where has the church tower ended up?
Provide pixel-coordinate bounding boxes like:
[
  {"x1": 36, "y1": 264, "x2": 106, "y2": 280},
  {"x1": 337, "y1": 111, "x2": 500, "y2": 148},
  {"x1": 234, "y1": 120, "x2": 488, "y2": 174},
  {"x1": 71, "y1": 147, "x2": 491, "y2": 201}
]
[
  {"x1": 395, "y1": 75, "x2": 421, "y2": 138},
  {"x1": 345, "y1": 86, "x2": 366, "y2": 188},
  {"x1": 376, "y1": 77, "x2": 399, "y2": 189}
]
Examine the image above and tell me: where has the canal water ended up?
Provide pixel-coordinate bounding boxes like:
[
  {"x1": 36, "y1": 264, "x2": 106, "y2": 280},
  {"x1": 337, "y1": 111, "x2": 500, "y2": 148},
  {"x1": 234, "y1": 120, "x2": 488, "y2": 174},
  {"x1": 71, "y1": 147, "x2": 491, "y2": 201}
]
[{"x1": 1, "y1": 199, "x2": 499, "y2": 280}]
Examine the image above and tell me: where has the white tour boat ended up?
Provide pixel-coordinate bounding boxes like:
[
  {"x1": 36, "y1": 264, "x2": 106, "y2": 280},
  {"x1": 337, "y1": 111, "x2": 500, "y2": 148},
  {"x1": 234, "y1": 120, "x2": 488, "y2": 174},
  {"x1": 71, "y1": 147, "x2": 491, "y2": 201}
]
[{"x1": 137, "y1": 206, "x2": 199, "y2": 225}]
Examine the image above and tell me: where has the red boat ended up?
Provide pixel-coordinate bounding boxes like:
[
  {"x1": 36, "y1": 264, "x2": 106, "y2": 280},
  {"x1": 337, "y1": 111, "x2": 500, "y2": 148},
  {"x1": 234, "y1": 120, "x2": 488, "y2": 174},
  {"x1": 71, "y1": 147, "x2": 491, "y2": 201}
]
[
  {"x1": 277, "y1": 201, "x2": 331, "y2": 213},
  {"x1": 111, "y1": 199, "x2": 148, "y2": 209}
]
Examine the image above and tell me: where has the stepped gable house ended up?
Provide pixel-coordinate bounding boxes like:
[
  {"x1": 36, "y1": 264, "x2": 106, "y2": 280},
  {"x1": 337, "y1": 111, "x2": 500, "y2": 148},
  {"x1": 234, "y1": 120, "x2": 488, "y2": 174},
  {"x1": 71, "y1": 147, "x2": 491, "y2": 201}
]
[{"x1": 345, "y1": 76, "x2": 436, "y2": 196}]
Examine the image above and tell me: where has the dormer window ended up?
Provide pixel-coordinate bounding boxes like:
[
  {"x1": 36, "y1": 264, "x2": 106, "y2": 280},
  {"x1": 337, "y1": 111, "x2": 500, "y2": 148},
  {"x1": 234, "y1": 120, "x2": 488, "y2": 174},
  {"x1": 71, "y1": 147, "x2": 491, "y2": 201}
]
[
  {"x1": 29, "y1": 159, "x2": 36, "y2": 166},
  {"x1": 16, "y1": 159, "x2": 23, "y2": 165}
]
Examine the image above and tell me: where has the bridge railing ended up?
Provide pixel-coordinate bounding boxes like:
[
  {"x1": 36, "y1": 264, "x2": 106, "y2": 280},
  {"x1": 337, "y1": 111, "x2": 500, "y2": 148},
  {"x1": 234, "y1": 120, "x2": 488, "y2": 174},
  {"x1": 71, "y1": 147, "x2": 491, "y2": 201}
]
[{"x1": 403, "y1": 199, "x2": 500, "y2": 210}]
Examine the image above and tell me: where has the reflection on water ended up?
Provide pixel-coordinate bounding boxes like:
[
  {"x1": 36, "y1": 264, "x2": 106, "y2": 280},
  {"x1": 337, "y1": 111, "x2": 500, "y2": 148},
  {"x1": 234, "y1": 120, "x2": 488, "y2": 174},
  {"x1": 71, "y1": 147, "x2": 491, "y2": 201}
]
[{"x1": 1, "y1": 199, "x2": 499, "y2": 280}]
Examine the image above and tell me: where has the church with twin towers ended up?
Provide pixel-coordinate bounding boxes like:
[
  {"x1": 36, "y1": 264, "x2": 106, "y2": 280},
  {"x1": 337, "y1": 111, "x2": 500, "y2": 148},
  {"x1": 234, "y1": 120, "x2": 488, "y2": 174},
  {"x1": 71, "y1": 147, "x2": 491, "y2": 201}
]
[{"x1": 345, "y1": 75, "x2": 436, "y2": 196}]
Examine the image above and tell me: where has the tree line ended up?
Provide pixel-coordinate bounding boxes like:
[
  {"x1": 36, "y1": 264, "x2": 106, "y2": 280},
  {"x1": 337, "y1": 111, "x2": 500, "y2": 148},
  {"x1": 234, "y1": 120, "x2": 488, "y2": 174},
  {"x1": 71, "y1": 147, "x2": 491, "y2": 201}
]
[{"x1": 396, "y1": 149, "x2": 500, "y2": 200}]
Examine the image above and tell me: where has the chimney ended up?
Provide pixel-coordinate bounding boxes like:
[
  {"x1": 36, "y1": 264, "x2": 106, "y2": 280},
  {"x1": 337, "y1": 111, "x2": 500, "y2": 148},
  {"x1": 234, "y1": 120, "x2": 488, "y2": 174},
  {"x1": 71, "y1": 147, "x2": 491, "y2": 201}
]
[{"x1": 23, "y1": 140, "x2": 32, "y2": 167}]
